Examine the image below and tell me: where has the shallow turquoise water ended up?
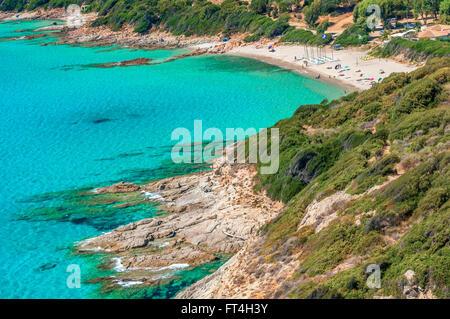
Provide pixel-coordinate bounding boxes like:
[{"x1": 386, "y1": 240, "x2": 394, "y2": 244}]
[{"x1": 0, "y1": 20, "x2": 344, "y2": 298}]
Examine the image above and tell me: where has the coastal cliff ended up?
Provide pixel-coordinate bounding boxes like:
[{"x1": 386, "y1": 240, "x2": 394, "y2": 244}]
[
  {"x1": 75, "y1": 57, "x2": 449, "y2": 299},
  {"x1": 176, "y1": 57, "x2": 450, "y2": 299}
]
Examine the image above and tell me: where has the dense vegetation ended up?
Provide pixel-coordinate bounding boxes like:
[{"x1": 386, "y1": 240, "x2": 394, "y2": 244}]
[
  {"x1": 1, "y1": 0, "x2": 449, "y2": 44},
  {"x1": 353, "y1": 0, "x2": 448, "y2": 24},
  {"x1": 1, "y1": 0, "x2": 295, "y2": 37},
  {"x1": 375, "y1": 37, "x2": 450, "y2": 60},
  {"x1": 252, "y1": 57, "x2": 450, "y2": 298},
  {"x1": 334, "y1": 19, "x2": 371, "y2": 46},
  {"x1": 280, "y1": 28, "x2": 331, "y2": 45}
]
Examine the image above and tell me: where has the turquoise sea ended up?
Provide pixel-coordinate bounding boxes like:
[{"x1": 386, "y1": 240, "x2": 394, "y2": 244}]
[{"x1": 0, "y1": 19, "x2": 344, "y2": 298}]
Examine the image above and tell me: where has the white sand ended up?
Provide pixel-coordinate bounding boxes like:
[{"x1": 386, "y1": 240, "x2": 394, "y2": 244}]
[
  {"x1": 229, "y1": 44, "x2": 419, "y2": 91},
  {"x1": 190, "y1": 41, "x2": 223, "y2": 49}
]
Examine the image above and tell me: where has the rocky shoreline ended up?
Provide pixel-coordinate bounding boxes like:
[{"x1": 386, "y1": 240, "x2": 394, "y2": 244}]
[
  {"x1": 59, "y1": 24, "x2": 229, "y2": 51},
  {"x1": 76, "y1": 154, "x2": 283, "y2": 292},
  {"x1": 0, "y1": 8, "x2": 66, "y2": 21}
]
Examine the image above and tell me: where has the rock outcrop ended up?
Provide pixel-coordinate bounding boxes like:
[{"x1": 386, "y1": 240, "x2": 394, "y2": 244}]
[
  {"x1": 96, "y1": 181, "x2": 142, "y2": 194},
  {"x1": 176, "y1": 235, "x2": 301, "y2": 299},
  {"x1": 76, "y1": 155, "x2": 283, "y2": 288}
]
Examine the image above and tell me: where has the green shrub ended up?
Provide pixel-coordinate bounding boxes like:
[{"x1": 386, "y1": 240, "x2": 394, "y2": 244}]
[
  {"x1": 249, "y1": 0, "x2": 268, "y2": 14},
  {"x1": 243, "y1": 33, "x2": 260, "y2": 42},
  {"x1": 388, "y1": 79, "x2": 443, "y2": 119},
  {"x1": 316, "y1": 18, "x2": 330, "y2": 34},
  {"x1": 257, "y1": 59, "x2": 450, "y2": 299},
  {"x1": 134, "y1": 20, "x2": 150, "y2": 33},
  {"x1": 335, "y1": 21, "x2": 370, "y2": 47},
  {"x1": 281, "y1": 28, "x2": 332, "y2": 45},
  {"x1": 378, "y1": 38, "x2": 450, "y2": 61}
]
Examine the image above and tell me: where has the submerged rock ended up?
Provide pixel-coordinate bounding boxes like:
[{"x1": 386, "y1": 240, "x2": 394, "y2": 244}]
[
  {"x1": 96, "y1": 181, "x2": 141, "y2": 194},
  {"x1": 92, "y1": 118, "x2": 113, "y2": 124},
  {"x1": 37, "y1": 263, "x2": 57, "y2": 272},
  {"x1": 88, "y1": 57, "x2": 154, "y2": 68}
]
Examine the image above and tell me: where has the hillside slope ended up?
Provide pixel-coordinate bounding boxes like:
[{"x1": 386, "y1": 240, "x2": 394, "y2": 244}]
[{"x1": 179, "y1": 57, "x2": 450, "y2": 299}]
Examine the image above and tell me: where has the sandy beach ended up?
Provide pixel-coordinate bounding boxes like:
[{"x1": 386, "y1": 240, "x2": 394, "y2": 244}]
[{"x1": 229, "y1": 44, "x2": 420, "y2": 91}]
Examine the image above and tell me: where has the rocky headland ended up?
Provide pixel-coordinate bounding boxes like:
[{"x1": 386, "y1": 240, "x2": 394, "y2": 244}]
[{"x1": 76, "y1": 154, "x2": 283, "y2": 290}]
